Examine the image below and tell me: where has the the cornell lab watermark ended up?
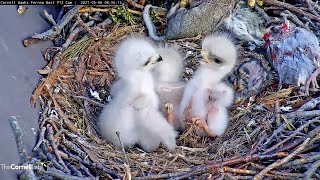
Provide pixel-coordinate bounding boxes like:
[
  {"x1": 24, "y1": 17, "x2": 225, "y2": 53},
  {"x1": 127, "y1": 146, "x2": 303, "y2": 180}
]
[{"x1": 0, "y1": 162, "x2": 47, "y2": 171}]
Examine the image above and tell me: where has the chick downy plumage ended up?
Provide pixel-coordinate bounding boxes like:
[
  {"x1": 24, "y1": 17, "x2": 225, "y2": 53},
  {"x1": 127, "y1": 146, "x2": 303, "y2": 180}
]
[
  {"x1": 151, "y1": 46, "x2": 186, "y2": 130},
  {"x1": 178, "y1": 35, "x2": 236, "y2": 137},
  {"x1": 99, "y1": 36, "x2": 177, "y2": 152},
  {"x1": 265, "y1": 19, "x2": 320, "y2": 94},
  {"x1": 152, "y1": 47, "x2": 184, "y2": 83}
]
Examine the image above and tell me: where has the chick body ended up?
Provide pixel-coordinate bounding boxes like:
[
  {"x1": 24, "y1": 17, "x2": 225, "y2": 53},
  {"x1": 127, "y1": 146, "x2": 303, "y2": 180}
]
[
  {"x1": 100, "y1": 36, "x2": 177, "y2": 152},
  {"x1": 152, "y1": 46, "x2": 186, "y2": 131},
  {"x1": 179, "y1": 35, "x2": 236, "y2": 137}
]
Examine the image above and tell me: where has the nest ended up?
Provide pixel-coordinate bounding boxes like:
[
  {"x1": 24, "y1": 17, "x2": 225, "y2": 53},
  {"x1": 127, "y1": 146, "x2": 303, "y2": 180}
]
[{"x1": 10, "y1": 1, "x2": 320, "y2": 180}]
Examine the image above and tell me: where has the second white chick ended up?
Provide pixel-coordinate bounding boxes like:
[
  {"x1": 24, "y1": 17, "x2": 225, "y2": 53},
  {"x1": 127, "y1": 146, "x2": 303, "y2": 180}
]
[
  {"x1": 100, "y1": 36, "x2": 177, "y2": 152},
  {"x1": 151, "y1": 46, "x2": 186, "y2": 131},
  {"x1": 152, "y1": 46, "x2": 184, "y2": 83},
  {"x1": 178, "y1": 35, "x2": 236, "y2": 137}
]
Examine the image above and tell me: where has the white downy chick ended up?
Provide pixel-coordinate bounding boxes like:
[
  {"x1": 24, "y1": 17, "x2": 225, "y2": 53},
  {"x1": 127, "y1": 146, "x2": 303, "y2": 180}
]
[
  {"x1": 152, "y1": 46, "x2": 184, "y2": 83},
  {"x1": 99, "y1": 36, "x2": 177, "y2": 152},
  {"x1": 151, "y1": 46, "x2": 186, "y2": 131},
  {"x1": 113, "y1": 35, "x2": 158, "y2": 78},
  {"x1": 178, "y1": 35, "x2": 236, "y2": 137}
]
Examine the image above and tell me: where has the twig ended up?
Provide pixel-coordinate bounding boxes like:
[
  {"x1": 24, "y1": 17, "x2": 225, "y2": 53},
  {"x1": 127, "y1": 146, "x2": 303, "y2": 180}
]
[
  {"x1": 135, "y1": 172, "x2": 186, "y2": 179},
  {"x1": 310, "y1": 0, "x2": 320, "y2": 13},
  {"x1": 280, "y1": 10, "x2": 310, "y2": 30},
  {"x1": 47, "y1": 125, "x2": 70, "y2": 174},
  {"x1": 285, "y1": 110, "x2": 320, "y2": 119},
  {"x1": 43, "y1": 10, "x2": 57, "y2": 26},
  {"x1": 253, "y1": 138, "x2": 310, "y2": 180},
  {"x1": 9, "y1": 116, "x2": 29, "y2": 163},
  {"x1": 76, "y1": 15, "x2": 99, "y2": 40},
  {"x1": 33, "y1": 127, "x2": 46, "y2": 152},
  {"x1": 71, "y1": 95, "x2": 104, "y2": 107},
  {"x1": 8, "y1": 116, "x2": 38, "y2": 180},
  {"x1": 177, "y1": 146, "x2": 208, "y2": 152},
  {"x1": 263, "y1": 0, "x2": 320, "y2": 23},
  {"x1": 36, "y1": 168, "x2": 88, "y2": 180},
  {"x1": 98, "y1": 46, "x2": 115, "y2": 75},
  {"x1": 306, "y1": 0, "x2": 320, "y2": 18},
  {"x1": 80, "y1": 164, "x2": 95, "y2": 178},
  {"x1": 24, "y1": 5, "x2": 83, "y2": 46},
  {"x1": 62, "y1": 21, "x2": 95, "y2": 49},
  {"x1": 223, "y1": 166, "x2": 256, "y2": 175},
  {"x1": 116, "y1": 131, "x2": 131, "y2": 180},
  {"x1": 169, "y1": 152, "x2": 288, "y2": 180},
  {"x1": 158, "y1": 156, "x2": 179, "y2": 174},
  {"x1": 97, "y1": 18, "x2": 113, "y2": 29},
  {"x1": 263, "y1": 118, "x2": 320, "y2": 154},
  {"x1": 280, "y1": 153, "x2": 320, "y2": 169},
  {"x1": 250, "y1": 163, "x2": 304, "y2": 178},
  {"x1": 304, "y1": 159, "x2": 320, "y2": 179},
  {"x1": 275, "y1": 98, "x2": 281, "y2": 126},
  {"x1": 62, "y1": 136, "x2": 87, "y2": 159},
  {"x1": 263, "y1": 118, "x2": 293, "y2": 147},
  {"x1": 298, "y1": 97, "x2": 320, "y2": 111}
]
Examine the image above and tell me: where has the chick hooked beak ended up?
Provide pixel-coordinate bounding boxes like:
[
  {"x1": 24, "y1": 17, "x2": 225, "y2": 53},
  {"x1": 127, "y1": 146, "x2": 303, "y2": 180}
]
[
  {"x1": 144, "y1": 54, "x2": 163, "y2": 66},
  {"x1": 200, "y1": 50, "x2": 212, "y2": 64}
]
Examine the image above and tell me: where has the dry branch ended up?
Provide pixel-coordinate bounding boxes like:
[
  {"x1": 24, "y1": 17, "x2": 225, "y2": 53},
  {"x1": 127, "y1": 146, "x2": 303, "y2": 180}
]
[
  {"x1": 24, "y1": 5, "x2": 83, "y2": 46},
  {"x1": 8, "y1": 116, "x2": 38, "y2": 180},
  {"x1": 254, "y1": 138, "x2": 310, "y2": 180}
]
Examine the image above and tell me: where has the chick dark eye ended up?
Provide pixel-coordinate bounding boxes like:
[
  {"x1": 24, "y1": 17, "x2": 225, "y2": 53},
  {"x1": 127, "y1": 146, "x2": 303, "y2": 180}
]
[
  {"x1": 213, "y1": 57, "x2": 223, "y2": 64},
  {"x1": 157, "y1": 56, "x2": 163, "y2": 62}
]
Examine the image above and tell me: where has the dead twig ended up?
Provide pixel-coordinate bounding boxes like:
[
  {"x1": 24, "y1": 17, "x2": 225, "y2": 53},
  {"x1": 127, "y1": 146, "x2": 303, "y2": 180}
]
[
  {"x1": 76, "y1": 15, "x2": 98, "y2": 40},
  {"x1": 263, "y1": 118, "x2": 320, "y2": 154},
  {"x1": 9, "y1": 116, "x2": 38, "y2": 180},
  {"x1": 47, "y1": 125, "x2": 70, "y2": 174},
  {"x1": 306, "y1": 0, "x2": 320, "y2": 18},
  {"x1": 62, "y1": 21, "x2": 95, "y2": 50},
  {"x1": 36, "y1": 168, "x2": 87, "y2": 180},
  {"x1": 253, "y1": 138, "x2": 310, "y2": 180},
  {"x1": 24, "y1": 6, "x2": 83, "y2": 46},
  {"x1": 43, "y1": 10, "x2": 57, "y2": 26},
  {"x1": 33, "y1": 127, "x2": 46, "y2": 152},
  {"x1": 280, "y1": 153, "x2": 320, "y2": 169},
  {"x1": 116, "y1": 131, "x2": 131, "y2": 180},
  {"x1": 285, "y1": 110, "x2": 320, "y2": 119},
  {"x1": 280, "y1": 10, "x2": 310, "y2": 30},
  {"x1": 71, "y1": 95, "x2": 104, "y2": 107},
  {"x1": 298, "y1": 97, "x2": 320, "y2": 111},
  {"x1": 263, "y1": 0, "x2": 320, "y2": 23},
  {"x1": 304, "y1": 159, "x2": 320, "y2": 179}
]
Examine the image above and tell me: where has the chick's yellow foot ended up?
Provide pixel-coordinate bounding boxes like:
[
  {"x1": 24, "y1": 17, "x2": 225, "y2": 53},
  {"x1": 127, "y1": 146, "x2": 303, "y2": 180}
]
[
  {"x1": 305, "y1": 68, "x2": 320, "y2": 96},
  {"x1": 165, "y1": 103, "x2": 174, "y2": 125},
  {"x1": 192, "y1": 117, "x2": 217, "y2": 138},
  {"x1": 191, "y1": 117, "x2": 206, "y2": 128}
]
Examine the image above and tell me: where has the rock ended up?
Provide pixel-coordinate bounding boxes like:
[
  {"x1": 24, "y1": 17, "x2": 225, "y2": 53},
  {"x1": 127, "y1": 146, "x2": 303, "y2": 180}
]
[{"x1": 165, "y1": 0, "x2": 235, "y2": 40}]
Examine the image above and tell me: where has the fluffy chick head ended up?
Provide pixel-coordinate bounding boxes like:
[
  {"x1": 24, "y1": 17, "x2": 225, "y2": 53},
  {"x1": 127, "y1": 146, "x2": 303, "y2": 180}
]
[
  {"x1": 200, "y1": 35, "x2": 237, "y2": 75},
  {"x1": 114, "y1": 35, "x2": 163, "y2": 77}
]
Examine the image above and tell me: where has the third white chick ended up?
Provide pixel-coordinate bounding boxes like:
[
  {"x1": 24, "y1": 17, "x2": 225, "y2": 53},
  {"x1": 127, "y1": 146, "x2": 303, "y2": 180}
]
[
  {"x1": 178, "y1": 35, "x2": 236, "y2": 137},
  {"x1": 100, "y1": 36, "x2": 177, "y2": 152}
]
